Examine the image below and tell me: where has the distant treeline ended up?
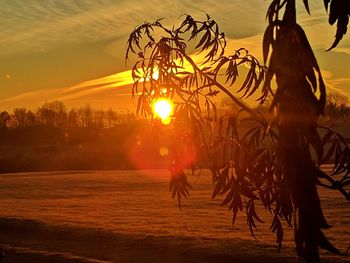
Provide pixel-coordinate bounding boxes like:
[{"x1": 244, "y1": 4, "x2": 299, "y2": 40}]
[
  {"x1": 0, "y1": 101, "x2": 170, "y2": 173},
  {"x1": 0, "y1": 101, "x2": 134, "y2": 129},
  {"x1": 0, "y1": 94, "x2": 349, "y2": 173},
  {"x1": 324, "y1": 92, "x2": 350, "y2": 121}
]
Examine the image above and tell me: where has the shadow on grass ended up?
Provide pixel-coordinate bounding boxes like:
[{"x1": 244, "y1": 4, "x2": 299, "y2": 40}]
[{"x1": 0, "y1": 217, "x2": 347, "y2": 263}]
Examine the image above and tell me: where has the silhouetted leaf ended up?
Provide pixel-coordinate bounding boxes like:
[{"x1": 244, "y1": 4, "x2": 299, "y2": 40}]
[
  {"x1": 323, "y1": 140, "x2": 337, "y2": 164},
  {"x1": 303, "y1": 0, "x2": 310, "y2": 14},
  {"x1": 263, "y1": 24, "x2": 273, "y2": 64},
  {"x1": 322, "y1": 130, "x2": 334, "y2": 146},
  {"x1": 324, "y1": 0, "x2": 331, "y2": 11},
  {"x1": 326, "y1": 0, "x2": 350, "y2": 50}
]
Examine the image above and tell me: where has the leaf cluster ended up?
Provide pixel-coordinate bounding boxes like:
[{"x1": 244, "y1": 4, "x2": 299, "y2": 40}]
[
  {"x1": 318, "y1": 126, "x2": 350, "y2": 201},
  {"x1": 324, "y1": 0, "x2": 350, "y2": 50},
  {"x1": 263, "y1": 1, "x2": 326, "y2": 115},
  {"x1": 210, "y1": 111, "x2": 292, "y2": 249},
  {"x1": 126, "y1": 15, "x2": 266, "y2": 121},
  {"x1": 267, "y1": 0, "x2": 350, "y2": 50}
]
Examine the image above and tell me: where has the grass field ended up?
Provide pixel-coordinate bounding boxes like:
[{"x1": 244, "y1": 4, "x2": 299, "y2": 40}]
[{"x1": 0, "y1": 169, "x2": 349, "y2": 262}]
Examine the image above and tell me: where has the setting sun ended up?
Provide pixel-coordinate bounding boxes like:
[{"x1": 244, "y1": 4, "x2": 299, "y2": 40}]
[{"x1": 152, "y1": 98, "x2": 174, "y2": 125}]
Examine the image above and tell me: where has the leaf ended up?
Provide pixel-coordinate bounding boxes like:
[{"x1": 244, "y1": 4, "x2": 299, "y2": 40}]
[
  {"x1": 232, "y1": 205, "x2": 239, "y2": 225},
  {"x1": 221, "y1": 188, "x2": 235, "y2": 206},
  {"x1": 243, "y1": 127, "x2": 259, "y2": 140},
  {"x1": 263, "y1": 24, "x2": 273, "y2": 64},
  {"x1": 329, "y1": 0, "x2": 340, "y2": 25},
  {"x1": 212, "y1": 165, "x2": 229, "y2": 199},
  {"x1": 323, "y1": 140, "x2": 337, "y2": 164},
  {"x1": 270, "y1": 215, "x2": 284, "y2": 251},
  {"x1": 247, "y1": 70, "x2": 264, "y2": 98},
  {"x1": 195, "y1": 31, "x2": 210, "y2": 49},
  {"x1": 136, "y1": 95, "x2": 143, "y2": 114},
  {"x1": 326, "y1": 0, "x2": 350, "y2": 50},
  {"x1": 324, "y1": 0, "x2": 331, "y2": 11},
  {"x1": 303, "y1": 0, "x2": 310, "y2": 14},
  {"x1": 240, "y1": 179, "x2": 258, "y2": 200}
]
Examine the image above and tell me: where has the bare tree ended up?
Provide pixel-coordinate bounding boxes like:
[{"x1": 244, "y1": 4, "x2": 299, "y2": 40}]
[
  {"x1": 68, "y1": 108, "x2": 79, "y2": 127},
  {"x1": 0, "y1": 111, "x2": 11, "y2": 128},
  {"x1": 40, "y1": 101, "x2": 67, "y2": 127},
  {"x1": 106, "y1": 108, "x2": 117, "y2": 127},
  {"x1": 37, "y1": 107, "x2": 55, "y2": 126},
  {"x1": 78, "y1": 105, "x2": 93, "y2": 128},
  {"x1": 12, "y1": 108, "x2": 27, "y2": 128},
  {"x1": 94, "y1": 110, "x2": 107, "y2": 128},
  {"x1": 25, "y1": 110, "x2": 36, "y2": 126},
  {"x1": 326, "y1": 92, "x2": 349, "y2": 119}
]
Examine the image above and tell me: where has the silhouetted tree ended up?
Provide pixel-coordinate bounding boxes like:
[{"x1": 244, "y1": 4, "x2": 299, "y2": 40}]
[
  {"x1": 326, "y1": 92, "x2": 350, "y2": 120},
  {"x1": 93, "y1": 110, "x2": 107, "y2": 128},
  {"x1": 12, "y1": 108, "x2": 27, "y2": 128},
  {"x1": 25, "y1": 110, "x2": 36, "y2": 126},
  {"x1": 68, "y1": 108, "x2": 79, "y2": 127},
  {"x1": 40, "y1": 101, "x2": 67, "y2": 127},
  {"x1": 106, "y1": 108, "x2": 118, "y2": 127},
  {"x1": 37, "y1": 106, "x2": 55, "y2": 126},
  {"x1": 78, "y1": 105, "x2": 93, "y2": 127},
  {"x1": 0, "y1": 111, "x2": 10, "y2": 128},
  {"x1": 126, "y1": 1, "x2": 350, "y2": 262}
]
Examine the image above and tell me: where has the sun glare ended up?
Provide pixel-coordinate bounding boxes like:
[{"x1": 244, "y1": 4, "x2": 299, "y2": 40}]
[{"x1": 152, "y1": 98, "x2": 174, "y2": 125}]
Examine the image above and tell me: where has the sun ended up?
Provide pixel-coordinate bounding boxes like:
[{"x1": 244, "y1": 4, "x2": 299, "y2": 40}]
[{"x1": 152, "y1": 98, "x2": 174, "y2": 125}]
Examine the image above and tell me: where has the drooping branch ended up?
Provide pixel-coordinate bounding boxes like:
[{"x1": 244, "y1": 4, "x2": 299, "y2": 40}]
[{"x1": 126, "y1": 12, "x2": 350, "y2": 263}]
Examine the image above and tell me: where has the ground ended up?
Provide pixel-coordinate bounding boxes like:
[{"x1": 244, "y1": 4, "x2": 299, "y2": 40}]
[{"x1": 0, "y1": 169, "x2": 349, "y2": 262}]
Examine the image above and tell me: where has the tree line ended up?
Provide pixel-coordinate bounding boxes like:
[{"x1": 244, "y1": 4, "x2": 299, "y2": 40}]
[
  {"x1": 0, "y1": 101, "x2": 135, "y2": 129},
  {"x1": 1, "y1": 94, "x2": 348, "y2": 131},
  {"x1": 0, "y1": 101, "x2": 161, "y2": 173}
]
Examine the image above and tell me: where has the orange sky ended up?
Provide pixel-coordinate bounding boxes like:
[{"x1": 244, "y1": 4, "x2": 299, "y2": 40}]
[{"x1": 0, "y1": 1, "x2": 349, "y2": 111}]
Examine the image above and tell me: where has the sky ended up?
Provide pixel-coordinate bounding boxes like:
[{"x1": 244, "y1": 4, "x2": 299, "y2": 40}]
[{"x1": 0, "y1": 0, "x2": 349, "y2": 111}]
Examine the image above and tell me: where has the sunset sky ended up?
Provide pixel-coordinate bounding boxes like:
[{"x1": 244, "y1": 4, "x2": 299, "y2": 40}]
[{"x1": 0, "y1": 0, "x2": 349, "y2": 111}]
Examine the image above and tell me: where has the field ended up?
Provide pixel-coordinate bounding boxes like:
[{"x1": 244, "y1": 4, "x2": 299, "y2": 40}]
[{"x1": 0, "y1": 169, "x2": 349, "y2": 262}]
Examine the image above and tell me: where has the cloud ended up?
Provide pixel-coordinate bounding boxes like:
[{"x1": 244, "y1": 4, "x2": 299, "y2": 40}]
[
  {"x1": 0, "y1": 70, "x2": 135, "y2": 111},
  {"x1": 0, "y1": 0, "x2": 341, "y2": 61},
  {"x1": 3, "y1": 26, "x2": 349, "y2": 111},
  {"x1": 0, "y1": 0, "x2": 145, "y2": 57},
  {"x1": 321, "y1": 70, "x2": 350, "y2": 96},
  {"x1": 1, "y1": 0, "x2": 348, "y2": 110},
  {"x1": 1, "y1": 0, "x2": 322, "y2": 58}
]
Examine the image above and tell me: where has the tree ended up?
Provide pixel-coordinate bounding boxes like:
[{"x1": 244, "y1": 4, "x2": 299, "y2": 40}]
[
  {"x1": 37, "y1": 106, "x2": 55, "y2": 126},
  {"x1": 0, "y1": 111, "x2": 11, "y2": 128},
  {"x1": 106, "y1": 108, "x2": 118, "y2": 127},
  {"x1": 78, "y1": 105, "x2": 93, "y2": 128},
  {"x1": 126, "y1": 1, "x2": 350, "y2": 262},
  {"x1": 93, "y1": 110, "x2": 107, "y2": 128},
  {"x1": 68, "y1": 108, "x2": 79, "y2": 127},
  {"x1": 326, "y1": 92, "x2": 349, "y2": 120},
  {"x1": 25, "y1": 110, "x2": 36, "y2": 126},
  {"x1": 12, "y1": 108, "x2": 27, "y2": 128},
  {"x1": 40, "y1": 101, "x2": 67, "y2": 127}
]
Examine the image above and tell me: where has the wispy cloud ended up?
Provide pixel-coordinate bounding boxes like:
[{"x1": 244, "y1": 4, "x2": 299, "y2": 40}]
[
  {"x1": 0, "y1": 70, "x2": 135, "y2": 111},
  {"x1": 320, "y1": 70, "x2": 350, "y2": 97},
  {"x1": 1, "y1": 0, "x2": 318, "y2": 57},
  {"x1": 2, "y1": 24, "x2": 349, "y2": 111},
  {"x1": 1, "y1": 0, "x2": 348, "y2": 110}
]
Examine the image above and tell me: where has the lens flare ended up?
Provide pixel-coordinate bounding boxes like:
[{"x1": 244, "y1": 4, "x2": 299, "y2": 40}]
[{"x1": 152, "y1": 98, "x2": 173, "y2": 125}]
